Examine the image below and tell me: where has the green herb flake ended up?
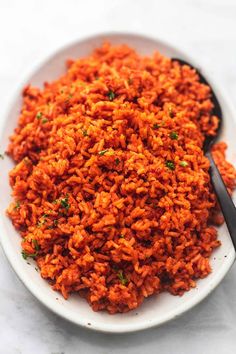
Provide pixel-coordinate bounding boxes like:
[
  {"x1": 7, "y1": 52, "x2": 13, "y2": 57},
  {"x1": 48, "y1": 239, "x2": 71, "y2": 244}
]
[
  {"x1": 120, "y1": 234, "x2": 124, "y2": 238},
  {"x1": 107, "y1": 90, "x2": 116, "y2": 101},
  {"x1": 37, "y1": 215, "x2": 47, "y2": 227},
  {"x1": 179, "y1": 161, "x2": 188, "y2": 167},
  {"x1": 0, "y1": 153, "x2": 4, "y2": 160},
  {"x1": 14, "y1": 201, "x2": 20, "y2": 210},
  {"x1": 153, "y1": 123, "x2": 160, "y2": 130},
  {"x1": 98, "y1": 149, "x2": 108, "y2": 156},
  {"x1": 60, "y1": 196, "x2": 70, "y2": 210},
  {"x1": 52, "y1": 199, "x2": 58, "y2": 204},
  {"x1": 169, "y1": 131, "x2": 178, "y2": 140},
  {"x1": 32, "y1": 239, "x2": 40, "y2": 251},
  {"x1": 42, "y1": 118, "x2": 48, "y2": 124},
  {"x1": 21, "y1": 250, "x2": 37, "y2": 260},
  {"x1": 21, "y1": 250, "x2": 28, "y2": 260},
  {"x1": 35, "y1": 267, "x2": 39, "y2": 272},
  {"x1": 128, "y1": 78, "x2": 133, "y2": 85},
  {"x1": 115, "y1": 158, "x2": 120, "y2": 165},
  {"x1": 165, "y1": 160, "x2": 175, "y2": 171},
  {"x1": 82, "y1": 128, "x2": 88, "y2": 137},
  {"x1": 117, "y1": 270, "x2": 128, "y2": 286},
  {"x1": 36, "y1": 112, "x2": 43, "y2": 120}
]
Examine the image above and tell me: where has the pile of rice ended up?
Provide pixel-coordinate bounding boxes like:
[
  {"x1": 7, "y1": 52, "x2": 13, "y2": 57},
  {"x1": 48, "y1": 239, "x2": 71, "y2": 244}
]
[{"x1": 7, "y1": 43, "x2": 236, "y2": 313}]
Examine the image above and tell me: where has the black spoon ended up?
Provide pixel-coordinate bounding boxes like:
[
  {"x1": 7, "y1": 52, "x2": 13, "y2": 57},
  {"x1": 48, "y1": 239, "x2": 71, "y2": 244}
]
[{"x1": 172, "y1": 58, "x2": 236, "y2": 249}]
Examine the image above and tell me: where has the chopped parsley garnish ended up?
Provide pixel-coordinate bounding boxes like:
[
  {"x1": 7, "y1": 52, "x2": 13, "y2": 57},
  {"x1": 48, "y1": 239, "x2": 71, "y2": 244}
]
[
  {"x1": 107, "y1": 90, "x2": 115, "y2": 101},
  {"x1": 98, "y1": 149, "x2": 108, "y2": 156},
  {"x1": 60, "y1": 196, "x2": 70, "y2": 210},
  {"x1": 21, "y1": 250, "x2": 37, "y2": 260},
  {"x1": 120, "y1": 234, "x2": 124, "y2": 238},
  {"x1": 115, "y1": 158, "x2": 120, "y2": 165},
  {"x1": 153, "y1": 123, "x2": 160, "y2": 130},
  {"x1": 42, "y1": 118, "x2": 48, "y2": 124},
  {"x1": 32, "y1": 239, "x2": 40, "y2": 251},
  {"x1": 165, "y1": 160, "x2": 175, "y2": 171},
  {"x1": 179, "y1": 161, "x2": 188, "y2": 167},
  {"x1": 0, "y1": 153, "x2": 4, "y2": 160},
  {"x1": 14, "y1": 201, "x2": 20, "y2": 210},
  {"x1": 169, "y1": 131, "x2": 178, "y2": 140},
  {"x1": 117, "y1": 270, "x2": 128, "y2": 285},
  {"x1": 82, "y1": 128, "x2": 88, "y2": 137},
  {"x1": 37, "y1": 214, "x2": 48, "y2": 227},
  {"x1": 36, "y1": 112, "x2": 43, "y2": 119}
]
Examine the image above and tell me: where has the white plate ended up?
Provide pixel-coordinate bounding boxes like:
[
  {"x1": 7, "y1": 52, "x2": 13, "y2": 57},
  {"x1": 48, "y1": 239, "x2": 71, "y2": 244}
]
[{"x1": 0, "y1": 32, "x2": 235, "y2": 333}]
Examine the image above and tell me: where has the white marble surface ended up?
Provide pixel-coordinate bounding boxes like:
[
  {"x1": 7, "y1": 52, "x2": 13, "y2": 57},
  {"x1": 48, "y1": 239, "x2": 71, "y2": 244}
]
[{"x1": 1, "y1": 0, "x2": 236, "y2": 353}]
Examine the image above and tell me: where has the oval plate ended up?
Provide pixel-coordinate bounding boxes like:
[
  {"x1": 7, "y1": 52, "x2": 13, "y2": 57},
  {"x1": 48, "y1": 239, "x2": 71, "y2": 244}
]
[{"x1": 0, "y1": 32, "x2": 235, "y2": 333}]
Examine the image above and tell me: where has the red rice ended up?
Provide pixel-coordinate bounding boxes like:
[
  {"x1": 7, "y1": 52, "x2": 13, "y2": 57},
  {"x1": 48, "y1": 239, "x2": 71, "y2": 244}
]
[{"x1": 7, "y1": 43, "x2": 236, "y2": 313}]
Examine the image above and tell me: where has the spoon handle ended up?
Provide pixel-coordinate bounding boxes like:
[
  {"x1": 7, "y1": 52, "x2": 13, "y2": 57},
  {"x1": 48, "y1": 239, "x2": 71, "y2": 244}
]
[{"x1": 206, "y1": 150, "x2": 236, "y2": 249}]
